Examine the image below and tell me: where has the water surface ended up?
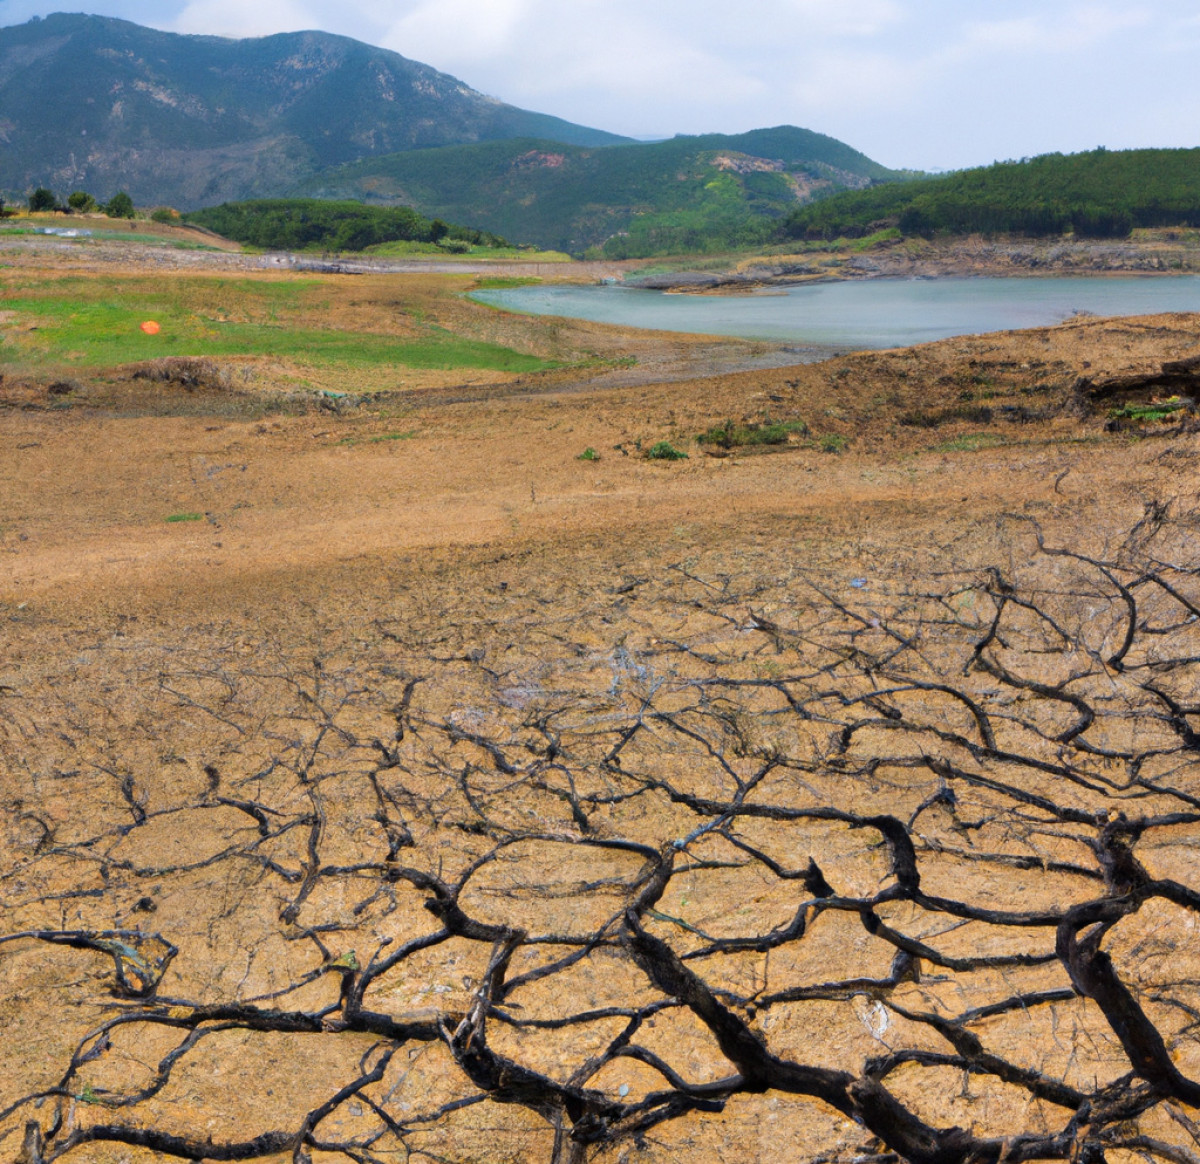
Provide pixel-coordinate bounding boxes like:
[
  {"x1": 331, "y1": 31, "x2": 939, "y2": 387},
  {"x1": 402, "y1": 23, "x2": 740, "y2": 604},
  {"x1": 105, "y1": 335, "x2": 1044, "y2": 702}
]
[{"x1": 472, "y1": 277, "x2": 1200, "y2": 349}]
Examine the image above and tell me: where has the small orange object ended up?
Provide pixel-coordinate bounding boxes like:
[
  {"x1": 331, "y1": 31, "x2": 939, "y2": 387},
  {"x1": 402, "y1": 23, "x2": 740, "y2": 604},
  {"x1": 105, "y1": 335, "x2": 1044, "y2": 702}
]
[{"x1": 140, "y1": 320, "x2": 160, "y2": 335}]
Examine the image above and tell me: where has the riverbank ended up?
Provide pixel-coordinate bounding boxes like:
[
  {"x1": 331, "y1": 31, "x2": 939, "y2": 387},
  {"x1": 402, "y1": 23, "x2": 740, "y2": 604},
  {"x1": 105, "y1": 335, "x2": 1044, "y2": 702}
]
[{"x1": 625, "y1": 230, "x2": 1200, "y2": 292}]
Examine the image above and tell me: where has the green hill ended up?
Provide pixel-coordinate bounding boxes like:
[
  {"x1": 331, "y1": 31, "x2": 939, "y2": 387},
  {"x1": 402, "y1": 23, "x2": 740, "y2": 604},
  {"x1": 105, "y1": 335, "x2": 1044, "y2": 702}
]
[
  {"x1": 0, "y1": 13, "x2": 627, "y2": 209},
  {"x1": 780, "y1": 148, "x2": 1200, "y2": 240},
  {"x1": 293, "y1": 127, "x2": 906, "y2": 255}
]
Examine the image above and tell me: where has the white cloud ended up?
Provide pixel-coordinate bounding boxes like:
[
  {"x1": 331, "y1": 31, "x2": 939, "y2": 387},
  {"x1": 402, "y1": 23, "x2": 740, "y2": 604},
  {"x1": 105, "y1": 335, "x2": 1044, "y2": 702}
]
[
  {"x1": 5, "y1": 0, "x2": 1198, "y2": 169},
  {"x1": 382, "y1": 0, "x2": 527, "y2": 64}
]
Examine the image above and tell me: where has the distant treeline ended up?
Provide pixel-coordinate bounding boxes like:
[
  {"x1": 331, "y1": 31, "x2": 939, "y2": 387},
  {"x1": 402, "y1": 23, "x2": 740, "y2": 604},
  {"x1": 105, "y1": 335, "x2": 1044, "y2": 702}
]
[
  {"x1": 780, "y1": 148, "x2": 1200, "y2": 241},
  {"x1": 184, "y1": 199, "x2": 507, "y2": 252}
]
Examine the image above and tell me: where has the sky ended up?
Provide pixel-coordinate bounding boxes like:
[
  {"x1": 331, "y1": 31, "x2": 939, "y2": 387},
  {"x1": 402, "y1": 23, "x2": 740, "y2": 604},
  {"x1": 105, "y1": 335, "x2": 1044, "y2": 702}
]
[{"x1": 2, "y1": 0, "x2": 1199, "y2": 171}]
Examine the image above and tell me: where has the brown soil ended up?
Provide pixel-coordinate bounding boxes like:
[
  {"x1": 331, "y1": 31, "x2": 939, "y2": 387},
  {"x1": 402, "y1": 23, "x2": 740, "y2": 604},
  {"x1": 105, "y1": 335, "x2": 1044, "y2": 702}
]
[{"x1": 2, "y1": 243, "x2": 1200, "y2": 1164}]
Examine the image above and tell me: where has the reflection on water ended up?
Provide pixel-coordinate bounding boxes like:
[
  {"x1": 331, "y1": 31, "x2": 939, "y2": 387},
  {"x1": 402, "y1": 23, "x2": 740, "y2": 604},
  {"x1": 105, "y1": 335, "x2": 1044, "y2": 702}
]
[{"x1": 471, "y1": 277, "x2": 1200, "y2": 349}]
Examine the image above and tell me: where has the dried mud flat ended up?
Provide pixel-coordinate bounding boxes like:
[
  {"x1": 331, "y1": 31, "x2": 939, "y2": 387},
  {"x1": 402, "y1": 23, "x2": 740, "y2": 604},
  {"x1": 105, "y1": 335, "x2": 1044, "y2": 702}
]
[{"x1": 3, "y1": 253, "x2": 1200, "y2": 1164}]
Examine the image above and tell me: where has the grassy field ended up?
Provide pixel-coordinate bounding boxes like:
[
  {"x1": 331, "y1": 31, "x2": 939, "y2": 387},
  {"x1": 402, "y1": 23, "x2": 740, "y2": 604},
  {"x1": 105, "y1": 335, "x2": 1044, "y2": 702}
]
[{"x1": 0, "y1": 271, "x2": 560, "y2": 390}]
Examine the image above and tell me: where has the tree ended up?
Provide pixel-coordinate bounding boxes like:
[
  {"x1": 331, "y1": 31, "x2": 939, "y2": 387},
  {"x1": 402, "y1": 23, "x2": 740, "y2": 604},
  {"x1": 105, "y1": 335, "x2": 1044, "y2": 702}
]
[
  {"x1": 28, "y1": 187, "x2": 56, "y2": 212},
  {"x1": 67, "y1": 191, "x2": 96, "y2": 213},
  {"x1": 104, "y1": 191, "x2": 135, "y2": 218},
  {"x1": 4, "y1": 504, "x2": 1200, "y2": 1164}
]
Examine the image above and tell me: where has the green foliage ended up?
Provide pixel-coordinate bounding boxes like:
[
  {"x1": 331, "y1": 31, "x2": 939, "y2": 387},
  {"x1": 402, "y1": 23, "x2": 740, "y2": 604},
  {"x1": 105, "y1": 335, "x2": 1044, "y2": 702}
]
[
  {"x1": 105, "y1": 191, "x2": 135, "y2": 218},
  {"x1": 781, "y1": 148, "x2": 1200, "y2": 241},
  {"x1": 697, "y1": 418, "x2": 809, "y2": 449},
  {"x1": 150, "y1": 206, "x2": 180, "y2": 224},
  {"x1": 577, "y1": 447, "x2": 600, "y2": 461},
  {"x1": 293, "y1": 128, "x2": 905, "y2": 256},
  {"x1": 1108, "y1": 398, "x2": 1190, "y2": 422},
  {"x1": 819, "y1": 434, "x2": 848, "y2": 454},
  {"x1": 67, "y1": 190, "x2": 96, "y2": 213},
  {"x1": 165, "y1": 512, "x2": 203, "y2": 523},
  {"x1": 646, "y1": 440, "x2": 688, "y2": 461},
  {"x1": 28, "y1": 187, "x2": 56, "y2": 212},
  {"x1": 184, "y1": 199, "x2": 506, "y2": 253}
]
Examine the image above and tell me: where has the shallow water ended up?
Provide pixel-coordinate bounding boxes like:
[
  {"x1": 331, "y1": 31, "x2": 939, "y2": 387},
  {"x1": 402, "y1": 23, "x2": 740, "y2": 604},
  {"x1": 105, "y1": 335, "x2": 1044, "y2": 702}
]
[{"x1": 472, "y1": 276, "x2": 1200, "y2": 349}]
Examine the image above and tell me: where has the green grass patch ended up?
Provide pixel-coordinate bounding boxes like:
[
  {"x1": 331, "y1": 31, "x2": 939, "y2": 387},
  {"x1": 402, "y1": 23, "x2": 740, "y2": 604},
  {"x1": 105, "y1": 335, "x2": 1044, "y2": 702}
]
[
  {"x1": 1, "y1": 279, "x2": 555, "y2": 377},
  {"x1": 819, "y1": 434, "x2": 849, "y2": 454},
  {"x1": 697, "y1": 417, "x2": 808, "y2": 449},
  {"x1": 647, "y1": 440, "x2": 688, "y2": 461},
  {"x1": 369, "y1": 431, "x2": 417, "y2": 442},
  {"x1": 473, "y1": 276, "x2": 543, "y2": 290},
  {"x1": 1108, "y1": 398, "x2": 1189, "y2": 422},
  {"x1": 849, "y1": 227, "x2": 902, "y2": 252},
  {"x1": 165, "y1": 511, "x2": 204, "y2": 523},
  {"x1": 577, "y1": 446, "x2": 599, "y2": 461}
]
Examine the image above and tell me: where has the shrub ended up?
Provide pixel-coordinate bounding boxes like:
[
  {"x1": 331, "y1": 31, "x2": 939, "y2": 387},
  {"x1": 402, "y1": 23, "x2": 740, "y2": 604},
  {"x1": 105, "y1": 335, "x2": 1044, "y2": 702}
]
[
  {"x1": 697, "y1": 418, "x2": 808, "y2": 448},
  {"x1": 28, "y1": 187, "x2": 56, "y2": 212},
  {"x1": 646, "y1": 440, "x2": 688, "y2": 461},
  {"x1": 819, "y1": 434, "x2": 848, "y2": 454},
  {"x1": 67, "y1": 191, "x2": 96, "y2": 213},
  {"x1": 150, "y1": 206, "x2": 180, "y2": 224},
  {"x1": 105, "y1": 191, "x2": 135, "y2": 219}
]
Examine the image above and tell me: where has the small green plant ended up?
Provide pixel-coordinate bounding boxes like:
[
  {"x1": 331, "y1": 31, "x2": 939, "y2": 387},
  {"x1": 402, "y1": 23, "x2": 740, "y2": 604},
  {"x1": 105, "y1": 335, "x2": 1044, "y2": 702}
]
[
  {"x1": 577, "y1": 447, "x2": 600, "y2": 461},
  {"x1": 150, "y1": 206, "x2": 180, "y2": 224},
  {"x1": 1108, "y1": 398, "x2": 1188, "y2": 423},
  {"x1": 697, "y1": 418, "x2": 808, "y2": 449},
  {"x1": 647, "y1": 441, "x2": 688, "y2": 461},
  {"x1": 78, "y1": 1083, "x2": 101, "y2": 1105},
  {"x1": 819, "y1": 434, "x2": 848, "y2": 454},
  {"x1": 368, "y1": 431, "x2": 417, "y2": 442},
  {"x1": 165, "y1": 512, "x2": 203, "y2": 523}
]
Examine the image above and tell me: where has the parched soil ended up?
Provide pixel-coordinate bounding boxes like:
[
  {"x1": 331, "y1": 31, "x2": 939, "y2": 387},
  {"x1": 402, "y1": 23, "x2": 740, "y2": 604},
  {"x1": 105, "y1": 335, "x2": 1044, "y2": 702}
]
[{"x1": 2, "y1": 243, "x2": 1200, "y2": 1164}]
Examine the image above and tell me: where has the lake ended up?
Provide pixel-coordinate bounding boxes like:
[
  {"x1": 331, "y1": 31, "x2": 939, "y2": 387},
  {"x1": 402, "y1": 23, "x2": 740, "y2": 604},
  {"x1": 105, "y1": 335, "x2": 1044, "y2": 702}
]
[{"x1": 471, "y1": 276, "x2": 1200, "y2": 350}]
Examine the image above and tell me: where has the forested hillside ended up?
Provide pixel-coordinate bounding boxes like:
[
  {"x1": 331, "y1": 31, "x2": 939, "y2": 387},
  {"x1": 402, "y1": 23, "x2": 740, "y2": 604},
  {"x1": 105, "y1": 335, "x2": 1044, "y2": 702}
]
[
  {"x1": 295, "y1": 127, "x2": 906, "y2": 255},
  {"x1": 780, "y1": 148, "x2": 1200, "y2": 239}
]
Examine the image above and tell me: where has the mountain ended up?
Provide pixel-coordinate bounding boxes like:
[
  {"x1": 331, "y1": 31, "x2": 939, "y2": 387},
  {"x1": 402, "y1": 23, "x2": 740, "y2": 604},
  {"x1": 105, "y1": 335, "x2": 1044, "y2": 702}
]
[
  {"x1": 291, "y1": 127, "x2": 908, "y2": 255},
  {"x1": 0, "y1": 13, "x2": 628, "y2": 208},
  {"x1": 780, "y1": 148, "x2": 1200, "y2": 240}
]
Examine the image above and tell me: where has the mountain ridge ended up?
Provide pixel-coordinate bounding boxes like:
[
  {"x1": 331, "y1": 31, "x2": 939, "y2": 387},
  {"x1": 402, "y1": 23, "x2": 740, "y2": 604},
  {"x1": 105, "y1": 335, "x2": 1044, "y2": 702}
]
[{"x1": 0, "y1": 12, "x2": 629, "y2": 207}]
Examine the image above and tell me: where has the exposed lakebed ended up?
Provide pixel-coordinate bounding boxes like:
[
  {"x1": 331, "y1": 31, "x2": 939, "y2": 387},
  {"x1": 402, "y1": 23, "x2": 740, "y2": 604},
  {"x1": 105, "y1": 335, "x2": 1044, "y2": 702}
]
[{"x1": 472, "y1": 275, "x2": 1200, "y2": 349}]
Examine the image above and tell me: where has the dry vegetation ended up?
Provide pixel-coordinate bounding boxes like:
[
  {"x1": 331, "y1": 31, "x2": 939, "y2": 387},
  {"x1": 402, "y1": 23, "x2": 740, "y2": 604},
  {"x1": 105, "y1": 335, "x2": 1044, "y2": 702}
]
[{"x1": 2, "y1": 243, "x2": 1200, "y2": 1164}]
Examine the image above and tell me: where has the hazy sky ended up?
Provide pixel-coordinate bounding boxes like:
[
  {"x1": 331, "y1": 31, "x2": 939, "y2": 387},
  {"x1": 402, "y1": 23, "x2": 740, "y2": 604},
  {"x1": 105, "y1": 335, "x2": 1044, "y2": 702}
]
[{"x1": 3, "y1": 0, "x2": 1198, "y2": 170}]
